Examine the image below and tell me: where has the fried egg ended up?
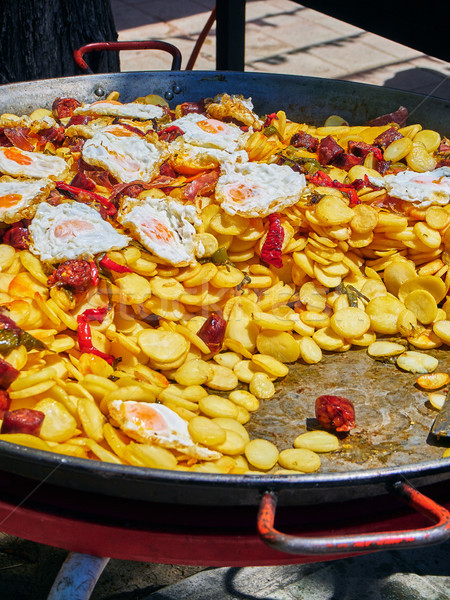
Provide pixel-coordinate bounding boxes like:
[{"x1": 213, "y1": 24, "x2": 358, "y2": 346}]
[
  {"x1": 74, "y1": 100, "x2": 164, "y2": 120},
  {"x1": 0, "y1": 146, "x2": 68, "y2": 180},
  {"x1": 164, "y1": 113, "x2": 244, "y2": 153},
  {"x1": 81, "y1": 131, "x2": 167, "y2": 184},
  {"x1": 216, "y1": 162, "x2": 307, "y2": 217},
  {"x1": 0, "y1": 177, "x2": 54, "y2": 223},
  {"x1": 108, "y1": 399, "x2": 221, "y2": 460},
  {"x1": 29, "y1": 202, "x2": 131, "y2": 263},
  {"x1": 368, "y1": 167, "x2": 450, "y2": 208},
  {"x1": 168, "y1": 137, "x2": 248, "y2": 174},
  {"x1": 118, "y1": 196, "x2": 200, "y2": 266}
]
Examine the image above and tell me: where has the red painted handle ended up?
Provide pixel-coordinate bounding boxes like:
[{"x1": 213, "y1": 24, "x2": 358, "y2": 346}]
[
  {"x1": 257, "y1": 481, "x2": 450, "y2": 556},
  {"x1": 73, "y1": 41, "x2": 182, "y2": 73}
]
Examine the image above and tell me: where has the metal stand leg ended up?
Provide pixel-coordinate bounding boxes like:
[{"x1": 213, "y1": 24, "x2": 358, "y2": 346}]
[
  {"x1": 47, "y1": 553, "x2": 110, "y2": 600},
  {"x1": 216, "y1": 0, "x2": 246, "y2": 70}
]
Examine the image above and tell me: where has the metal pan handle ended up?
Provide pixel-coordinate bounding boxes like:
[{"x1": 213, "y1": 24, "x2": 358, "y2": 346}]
[
  {"x1": 257, "y1": 481, "x2": 450, "y2": 556},
  {"x1": 73, "y1": 41, "x2": 182, "y2": 74}
]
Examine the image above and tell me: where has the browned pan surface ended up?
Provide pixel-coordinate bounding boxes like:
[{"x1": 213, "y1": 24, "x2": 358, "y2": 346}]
[{"x1": 247, "y1": 347, "x2": 449, "y2": 472}]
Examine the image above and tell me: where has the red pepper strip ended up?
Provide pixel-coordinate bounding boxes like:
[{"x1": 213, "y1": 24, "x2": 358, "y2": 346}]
[
  {"x1": 90, "y1": 261, "x2": 99, "y2": 286},
  {"x1": 340, "y1": 187, "x2": 360, "y2": 206},
  {"x1": 77, "y1": 307, "x2": 114, "y2": 364},
  {"x1": 55, "y1": 182, "x2": 117, "y2": 216},
  {"x1": 260, "y1": 213, "x2": 284, "y2": 269},
  {"x1": 99, "y1": 255, "x2": 132, "y2": 273},
  {"x1": 81, "y1": 306, "x2": 109, "y2": 322}
]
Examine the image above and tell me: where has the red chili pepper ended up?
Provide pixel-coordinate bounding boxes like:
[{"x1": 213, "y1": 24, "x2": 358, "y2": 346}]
[
  {"x1": 157, "y1": 125, "x2": 184, "y2": 142},
  {"x1": 81, "y1": 306, "x2": 109, "y2": 323},
  {"x1": 263, "y1": 113, "x2": 278, "y2": 127},
  {"x1": 197, "y1": 313, "x2": 226, "y2": 353},
  {"x1": 340, "y1": 187, "x2": 361, "y2": 206},
  {"x1": 77, "y1": 307, "x2": 114, "y2": 364},
  {"x1": 306, "y1": 171, "x2": 380, "y2": 205},
  {"x1": 99, "y1": 255, "x2": 132, "y2": 273},
  {"x1": 315, "y1": 395, "x2": 355, "y2": 432},
  {"x1": 90, "y1": 261, "x2": 99, "y2": 286},
  {"x1": 260, "y1": 213, "x2": 284, "y2": 269},
  {"x1": 55, "y1": 182, "x2": 117, "y2": 216}
]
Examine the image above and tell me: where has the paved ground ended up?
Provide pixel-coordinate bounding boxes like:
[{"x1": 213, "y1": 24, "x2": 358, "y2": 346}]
[
  {"x1": 1, "y1": 1, "x2": 450, "y2": 599},
  {"x1": 111, "y1": 0, "x2": 450, "y2": 100}
]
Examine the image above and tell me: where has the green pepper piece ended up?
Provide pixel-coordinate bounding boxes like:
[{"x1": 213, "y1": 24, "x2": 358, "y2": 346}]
[
  {"x1": 19, "y1": 332, "x2": 45, "y2": 352},
  {"x1": 0, "y1": 330, "x2": 20, "y2": 356},
  {"x1": 210, "y1": 247, "x2": 229, "y2": 265},
  {"x1": 263, "y1": 124, "x2": 283, "y2": 140}
]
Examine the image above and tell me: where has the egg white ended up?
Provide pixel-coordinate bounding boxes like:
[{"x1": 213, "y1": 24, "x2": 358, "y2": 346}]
[
  {"x1": 81, "y1": 131, "x2": 167, "y2": 184},
  {"x1": 0, "y1": 147, "x2": 67, "y2": 180},
  {"x1": 74, "y1": 100, "x2": 164, "y2": 120},
  {"x1": 216, "y1": 162, "x2": 307, "y2": 217},
  {"x1": 164, "y1": 113, "x2": 244, "y2": 153},
  {"x1": 29, "y1": 202, "x2": 131, "y2": 263},
  {"x1": 108, "y1": 399, "x2": 221, "y2": 460},
  {"x1": 168, "y1": 137, "x2": 248, "y2": 171},
  {"x1": 369, "y1": 167, "x2": 450, "y2": 208},
  {"x1": 0, "y1": 177, "x2": 54, "y2": 223},
  {"x1": 118, "y1": 195, "x2": 200, "y2": 266}
]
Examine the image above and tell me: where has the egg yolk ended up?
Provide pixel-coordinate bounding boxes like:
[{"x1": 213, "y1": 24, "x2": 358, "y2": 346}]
[
  {"x1": 54, "y1": 219, "x2": 96, "y2": 238},
  {"x1": 141, "y1": 218, "x2": 174, "y2": 243},
  {"x1": 3, "y1": 147, "x2": 32, "y2": 165},
  {"x1": 107, "y1": 127, "x2": 134, "y2": 137},
  {"x1": 91, "y1": 100, "x2": 123, "y2": 106},
  {"x1": 0, "y1": 193, "x2": 22, "y2": 208},
  {"x1": 225, "y1": 183, "x2": 253, "y2": 203},
  {"x1": 125, "y1": 403, "x2": 168, "y2": 432},
  {"x1": 197, "y1": 119, "x2": 226, "y2": 134}
]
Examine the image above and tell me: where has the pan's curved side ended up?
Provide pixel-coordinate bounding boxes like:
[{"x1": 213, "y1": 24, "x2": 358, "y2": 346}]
[{"x1": 0, "y1": 71, "x2": 449, "y2": 134}]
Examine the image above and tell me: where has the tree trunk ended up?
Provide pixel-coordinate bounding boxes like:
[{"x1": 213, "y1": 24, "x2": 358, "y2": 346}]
[{"x1": 0, "y1": 0, "x2": 120, "y2": 84}]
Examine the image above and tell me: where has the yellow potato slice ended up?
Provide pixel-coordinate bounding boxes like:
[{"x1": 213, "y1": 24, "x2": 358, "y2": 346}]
[
  {"x1": 315, "y1": 195, "x2": 354, "y2": 226},
  {"x1": 404, "y1": 289, "x2": 438, "y2": 325},
  {"x1": 173, "y1": 359, "x2": 213, "y2": 386},
  {"x1": 228, "y1": 390, "x2": 260, "y2": 412},
  {"x1": 188, "y1": 416, "x2": 227, "y2": 447},
  {"x1": 406, "y1": 144, "x2": 436, "y2": 172},
  {"x1": 350, "y1": 204, "x2": 378, "y2": 234},
  {"x1": 312, "y1": 327, "x2": 344, "y2": 351},
  {"x1": 398, "y1": 275, "x2": 446, "y2": 304},
  {"x1": 413, "y1": 129, "x2": 441, "y2": 153},
  {"x1": 330, "y1": 307, "x2": 371, "y2": 339},
  {"x1": 137, "y1": 329, "x2": 189, "y2": 363},
  {"x1": 416, "y1": 372, "x2": 450, "y2": 390},
  {"x1": 251, "y1": 354, "x2": 289, "y2": 378},
  {"x1": 256, "y1": 330, "x2": 300, "y2": 363},
  {"x1": 249, "y1": 372, "x2": 276, "y2": 399},
  {"x1": 396, "y1": 351, "x2": 438, "y2": 374},
  {"x1": 245, "y1": 439, "x2": 279, "y2": 470},
  {"x1": 426, "y1": 206, "x2": 450, "y2": 231},
  {"x1": 294, "y1": 431, "x2": 339, "y2": 452},
  {"x1": 298, "y1": 336, "x2": 323, "y2": 364},
  {"x1": 367, "y1": 341, "x2": 406, "y2": 358},
  {"x1": 206, "y1": 364, "x2": 239, "y2": 391},
  {"x1": 383, "y1": 261, "x2": 417, "y2": 296},
  {"x1": 383, "y1": 137, "x2": 413, "y2": 162},
  {"x1": 366, "y1": 295, "x2": 405, "y2": 334},
  {"x1": 433, "y1": 320, "x2": 450, "y2": 344},
  {"x1": 35, "y1": 399, "x2": 78, "y2": 443},
  {"x1": 413, "y1": 222, "x2": 442, "y2": 249},
  {"x1": 252, "y1": 311, "x2": 294, "y2": 331},
  {"x1": 278, "y1": 448, "x2": 321, "y2": 472},
  {"x1": 199, "y1": 395, "x2": 239, "y2": 419}
]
